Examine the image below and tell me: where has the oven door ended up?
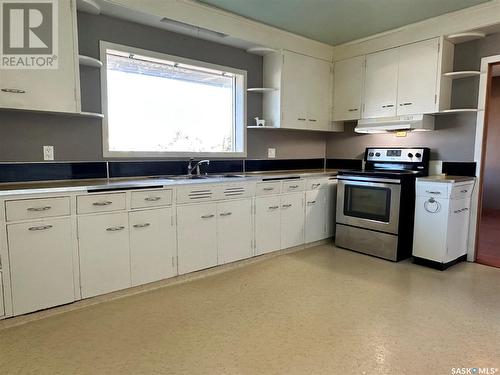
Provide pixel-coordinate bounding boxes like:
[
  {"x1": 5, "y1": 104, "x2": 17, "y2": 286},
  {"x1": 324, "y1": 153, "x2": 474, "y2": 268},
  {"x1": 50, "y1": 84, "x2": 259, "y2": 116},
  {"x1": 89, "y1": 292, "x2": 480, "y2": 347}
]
[{"x1": 336, "y1": 177, "x2": 401, "y2": 234}]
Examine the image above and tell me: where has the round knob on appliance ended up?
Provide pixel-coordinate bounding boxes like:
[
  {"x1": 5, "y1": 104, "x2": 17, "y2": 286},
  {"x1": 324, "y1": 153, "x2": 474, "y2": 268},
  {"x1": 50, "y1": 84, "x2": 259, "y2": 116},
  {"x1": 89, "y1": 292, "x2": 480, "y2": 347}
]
[
  {"x1": 407, "y1": 153, "x2": 414, "y2": 158},
  {"x1": 415, "y1": 153, "x2": 422, "y2": 158},
  {"x1": 375, "y1": 152, "x2": 381, "y2": 157},
  {"x1": 369, "y1": 152, "x2": 374, "y2": 157}
]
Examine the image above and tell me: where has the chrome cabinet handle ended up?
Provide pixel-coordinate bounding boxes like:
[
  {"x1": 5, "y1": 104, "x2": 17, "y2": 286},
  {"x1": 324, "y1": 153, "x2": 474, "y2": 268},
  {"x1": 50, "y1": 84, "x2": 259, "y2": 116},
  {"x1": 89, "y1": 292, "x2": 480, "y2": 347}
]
[
  {"x1": 263, "y1": 187, "x2": 275, "y2": 191},
  {"x1": 307, "y1": 200, "x2": 316, "y2": 204},
  {"x1": 460, "y1": 190, "x2": 468, "y2": 193},
  {"x1": 144, "y1": 197, "x2": 161, "y2": 202},
  {"x1": 133, "y1": 223, "x2": 151, "y2": 228},
  {"x1": 297, "y1": 118, "x2": 306, "y2": 121},
  {"x1": 219, "y1": 212, "x2": 232, "y2": 217},
  {"x1": 399, "y1": 102, "x2": 413, "y2": 106},
  {"x1": 268, "y1": 206, "x2": 279, "y2": 210},
  {"x1": 289, "y1": 185, "x2": 299, "y2": 189},
  {"x1": 426, "y1": 191, "x2": 441, "y2": 195},
  {"x1": 201, "y1": 214, "x2": 215, "y2": 219},
  {"x1": 348, "y1": 108, "x2": 358, "y2": 112},
  {"x1": 312, "y1": 183, "x2": 321, "y2": 188},
  {"x1": 28, "y1": 225, "x2": 53, "y2": 231},
  {"x1": 308, "y1": 119, "x2": 317, "y2": 122},
  {"x1": 282, "y1": 204, "x2": 292, "y2": 208},
  {"x1": 27, "y1": 206, "x2": 51, "y2": 212},
  {"x1": 1, "y1": 88, "x2": 26, "y2": 94},
  {"x1": 106, "y1": 226, "x2": 125, "y2": 231},
  {"x1": 93, "y1": 201, "x2": 113, "y2": 206},
  {"x1": 382, "y1": 104, "x2": 394, "y2": 108}
]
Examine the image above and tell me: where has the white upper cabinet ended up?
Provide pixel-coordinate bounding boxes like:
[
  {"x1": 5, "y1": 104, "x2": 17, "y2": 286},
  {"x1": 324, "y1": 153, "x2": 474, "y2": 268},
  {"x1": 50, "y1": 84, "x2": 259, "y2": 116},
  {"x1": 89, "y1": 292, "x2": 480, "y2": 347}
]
[
  {"x1": 263, "y1": 50, "x2": 339, "y2": 131},
  {"x1": 363, "y1": 48, "x2": 399, "y2": 118},
  {"x1": 397, "y1": 38, "x2": 440, "y2": 115},
  {"x1": 0, "y1": 0, "x2": 79, "y2": 113},
  {"x1": 333, "y1": 56, "x2": 364, "y2": 121}
]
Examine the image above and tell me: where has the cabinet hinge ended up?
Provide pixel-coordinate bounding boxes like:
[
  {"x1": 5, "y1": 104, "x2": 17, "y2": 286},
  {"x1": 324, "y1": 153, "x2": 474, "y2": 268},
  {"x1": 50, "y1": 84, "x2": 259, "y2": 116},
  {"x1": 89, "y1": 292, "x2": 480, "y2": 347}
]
[
  {"x1": 437, "y1": 42, "x2": 440, "y2": 54},
  {"x1": 171, "y1": 256, "x2": 175, "y2": 268},
  {"x1": 435, "y1": 94, "x2": 437, "y2": 104}
]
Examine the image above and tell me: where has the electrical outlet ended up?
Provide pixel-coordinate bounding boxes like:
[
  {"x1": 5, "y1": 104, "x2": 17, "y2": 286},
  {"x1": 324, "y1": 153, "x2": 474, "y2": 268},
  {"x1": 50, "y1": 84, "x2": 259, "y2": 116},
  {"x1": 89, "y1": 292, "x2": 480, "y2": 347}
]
[
  {"x1": 43, "y1": 145, "x2": 54, "y2": 161},
  {"x1": 268, "y1": 148, "x2": 276, "y2": 158}
]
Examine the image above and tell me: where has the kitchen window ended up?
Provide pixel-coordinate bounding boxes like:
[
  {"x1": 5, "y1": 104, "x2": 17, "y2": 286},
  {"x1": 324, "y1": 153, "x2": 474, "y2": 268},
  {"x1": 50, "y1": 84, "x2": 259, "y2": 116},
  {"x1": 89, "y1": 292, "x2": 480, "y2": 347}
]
[{"x1": 100, "y1": 42, "x2": 247, "y2": 157}]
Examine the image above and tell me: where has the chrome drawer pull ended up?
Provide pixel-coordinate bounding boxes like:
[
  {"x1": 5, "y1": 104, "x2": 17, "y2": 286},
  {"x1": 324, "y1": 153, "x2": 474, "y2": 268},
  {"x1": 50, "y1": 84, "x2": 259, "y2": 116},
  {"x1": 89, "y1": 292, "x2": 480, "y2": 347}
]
[
  {"x1": 201, "y1": 214, "x2": 215, "y2": 219},
  {"x1": 282, "y1": 204, "x2": 292, "y2": 208},
  {"x1": 426, "y1": 191, "x2": 441, "y2": 195},
  {"x1": 348, "y1": 108, "x2": 358, "y2": 112},
  {"x1": 382, "y1": 104, "x2": 394, "y2": 108},
  {"x1": 106, "y1": 226, "x2": 125, "y2": 232},
  {"x1": 27, "y1": 206, "x2": 52, "y2": 212},
  {"x1": 289, "y1": 185, "x2": 299, "y2": 189},
  {"x1": 312, "y1": 183, "x2": 321, "y2": 188},
  {"x1": 460, "y1": 190, "x2": 468, "y2": 193},
  {"x1": 93, "y1": 201, "x2": 113, "y2": 206},
  {"x1": 307, "y1": 200, "x2": 316, "y2": 204},
  {"x1": 263, "y1": 187, "x2": 275, "y2": 191},
  {"x1": 133, "y1": 223, "x2": 151, "y2": 228},
  {"x1": 219, "y1": 212, "x2": 232, "y2": 216},
  {"x1": 268, "y1": 206, "x2": 279, "y2": 210},
  {"x1": 297, "y1": 118, "x2": 306, "y2": 121},
  {"x1": 28, "y1": 225, "x2": 53, "y2": 231},
  {"x1": 144, "y1": 197, "x2": 161, "y2": 202},
  {"x1": 308, "y1": 119, "x2": 317, "y2": 122},
  {"x1": 1, "y1": 88, "x2": 26, "y2": 94}
]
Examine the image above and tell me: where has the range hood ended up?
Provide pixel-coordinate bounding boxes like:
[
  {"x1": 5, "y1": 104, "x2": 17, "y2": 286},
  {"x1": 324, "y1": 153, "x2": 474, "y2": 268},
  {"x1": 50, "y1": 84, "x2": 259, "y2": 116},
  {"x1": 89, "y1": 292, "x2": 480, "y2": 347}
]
[{"x1": 355, "y1": 114, "x2": 435, "y2": 133}]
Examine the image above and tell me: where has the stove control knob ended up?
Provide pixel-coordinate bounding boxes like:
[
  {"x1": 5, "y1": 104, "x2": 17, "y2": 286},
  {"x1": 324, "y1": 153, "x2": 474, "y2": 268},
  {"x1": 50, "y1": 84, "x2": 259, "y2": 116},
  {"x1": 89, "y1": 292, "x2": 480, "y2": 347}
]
[
  {"x1": 407, "y1": 153, "x2": 414, "y2": 158},
  {"x1": 369, "y1": 152, "x2": 374, "y2": 157},
  {"x1": 375, "y1": 152, "x2": 381, "y2": 157},
  {"x1": 415, "y1": 153, "x2": 422, "y2": 158}
]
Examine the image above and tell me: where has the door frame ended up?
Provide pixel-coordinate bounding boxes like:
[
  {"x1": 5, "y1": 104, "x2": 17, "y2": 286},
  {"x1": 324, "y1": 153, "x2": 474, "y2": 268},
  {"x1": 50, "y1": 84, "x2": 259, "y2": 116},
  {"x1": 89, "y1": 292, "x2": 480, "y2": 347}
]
[{"x1": 468, "y1": 55, "x2": 500, "y2": 261}]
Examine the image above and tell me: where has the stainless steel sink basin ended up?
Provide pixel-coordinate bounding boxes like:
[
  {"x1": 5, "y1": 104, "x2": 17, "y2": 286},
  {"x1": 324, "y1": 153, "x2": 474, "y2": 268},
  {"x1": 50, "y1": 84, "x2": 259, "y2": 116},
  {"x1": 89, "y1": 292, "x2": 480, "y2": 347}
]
[{"x1": 149, "y1": 174, "x2": 245, "y2": 180}]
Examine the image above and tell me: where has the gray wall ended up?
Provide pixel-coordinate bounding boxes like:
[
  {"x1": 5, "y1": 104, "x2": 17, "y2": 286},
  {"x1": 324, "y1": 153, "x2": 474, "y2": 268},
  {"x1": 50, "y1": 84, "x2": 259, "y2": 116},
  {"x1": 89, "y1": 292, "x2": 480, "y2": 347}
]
[
  {"x1": 327, "y1": 32, "x2": 500, "y2": 162},
  {"x1": 0, "y1": 13, "x2": 322, "y2": 161}
]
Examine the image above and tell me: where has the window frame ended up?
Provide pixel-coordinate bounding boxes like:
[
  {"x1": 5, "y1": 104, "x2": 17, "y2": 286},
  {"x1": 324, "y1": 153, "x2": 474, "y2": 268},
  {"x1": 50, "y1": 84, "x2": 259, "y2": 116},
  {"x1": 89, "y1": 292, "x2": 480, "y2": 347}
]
[{"x1": 99, "y1": 41, "x2": 247, "y2": 158}]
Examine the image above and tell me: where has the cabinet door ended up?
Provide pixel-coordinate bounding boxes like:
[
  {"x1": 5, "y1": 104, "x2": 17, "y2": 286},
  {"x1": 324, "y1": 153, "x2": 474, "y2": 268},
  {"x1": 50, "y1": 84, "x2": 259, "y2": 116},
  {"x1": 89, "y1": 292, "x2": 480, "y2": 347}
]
[
  {"x1": 0, "y1": 0, "x2": 78, "y2": 113},
  {"x1": 333, "y1": 56, "x2": 364, "y2": 121},
  {"x1": 445, "y1": 198, "x2": 470, "y2": 262},
  {"x1": 307, "y1": 57, "x2": 333, "y2": 131},
  {"x1": 217, "y1": 199, "x2": 253, "y2": 264},
  {"x1": 255, "y1": 196, "x2": 281, "y2": 255},
  {"x1": 78, "y1": 213, "x2": 131, "y2": 298},
  {"x1": 129, "y1": 208, "x2": 176, "y2": 286},
  {"x1": 281, "y1": 50, "x2": 309, "y2": 129},
  {"x1": 177, "y1": 203, "x2": 218, "y2": 274},
  {"x1": 305, "y1": 189, "x2": 327, "y2": 243},
  {"x1": 8, "y1": 218, "x2": 75, "y2": 315},
  {"x1": 281, "y1": 193, "x2": 305, "y2": 249},
  {"x1": 363, "y1": 48, "x2": 399, "y2": 118},
  {"x1": 397, "y1": 39, "x2": 439, "y2": 115}
]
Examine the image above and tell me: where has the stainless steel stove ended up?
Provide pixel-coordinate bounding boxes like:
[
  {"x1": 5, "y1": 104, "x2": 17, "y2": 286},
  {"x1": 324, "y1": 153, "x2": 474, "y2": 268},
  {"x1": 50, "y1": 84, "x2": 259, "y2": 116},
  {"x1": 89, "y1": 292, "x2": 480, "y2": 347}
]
[{"x1": 335, "y1": 147, "x2": 430, "y2": 261}]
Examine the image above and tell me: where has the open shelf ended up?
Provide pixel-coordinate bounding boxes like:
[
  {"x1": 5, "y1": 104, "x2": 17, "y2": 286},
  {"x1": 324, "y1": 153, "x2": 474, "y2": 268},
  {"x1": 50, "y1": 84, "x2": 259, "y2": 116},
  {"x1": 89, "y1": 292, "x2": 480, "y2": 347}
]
[
  {"x1": 247, "y1": 88, "x2": 278, "y2": 93},
  {"x1": 442, "y1": 71, "x2": 480, "y2": 79},
  {"x1": 434, "y1": 109, "x2": 478, "y2": 115},
  {"x1": 79, "y1": 55, "x2": 103, "y2": 69},
  {"x1": 246, "y1": 46, "x2": 278, "y2": 55},
  {"x1": 76, "y1": 0, "x2": 101, "y2": 15},
  {"x1": 446, "y1": 32, "x2": 485, "y2": 44}
]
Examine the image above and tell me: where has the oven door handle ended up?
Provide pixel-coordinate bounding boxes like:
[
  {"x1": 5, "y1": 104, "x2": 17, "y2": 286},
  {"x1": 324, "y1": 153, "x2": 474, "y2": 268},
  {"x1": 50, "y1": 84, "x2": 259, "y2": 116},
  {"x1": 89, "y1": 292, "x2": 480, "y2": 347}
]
[{"x1": 337, "y1": 175, "x2": 401, "y2": 184}]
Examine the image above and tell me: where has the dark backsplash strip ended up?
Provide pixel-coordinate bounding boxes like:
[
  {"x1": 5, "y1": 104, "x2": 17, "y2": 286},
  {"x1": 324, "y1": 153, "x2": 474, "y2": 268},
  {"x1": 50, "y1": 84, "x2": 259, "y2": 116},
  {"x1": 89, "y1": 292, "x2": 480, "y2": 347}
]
[
  {"x1": 244, "y1": 158, "x2": 324, "y2": 172},
  {"x1": 108, "y1": 159, "x2": 244, "y2": 178},
  {"x1": 442, "y1": 162, "x2": 477, "y2": 177},
  {"x1": 326, "y1": 158, "x2": 363, "y2": 170},
  {"x1": 0, "y1": 162, "x2": 107, "y2": 183}
]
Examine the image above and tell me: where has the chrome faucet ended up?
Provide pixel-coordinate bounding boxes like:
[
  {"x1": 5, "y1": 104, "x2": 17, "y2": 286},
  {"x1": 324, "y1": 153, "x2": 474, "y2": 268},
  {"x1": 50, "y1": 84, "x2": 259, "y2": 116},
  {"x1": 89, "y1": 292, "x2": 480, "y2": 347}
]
[{"x1": 187, "y1": 158, "x2": 210, "y2": 176}]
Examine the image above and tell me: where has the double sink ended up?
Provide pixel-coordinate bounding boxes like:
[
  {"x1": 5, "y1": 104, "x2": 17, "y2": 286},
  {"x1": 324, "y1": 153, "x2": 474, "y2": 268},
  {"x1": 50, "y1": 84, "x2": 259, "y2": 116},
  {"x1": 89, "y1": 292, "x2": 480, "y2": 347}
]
[{"x1": 149, "y1": 174, "x2": 245, "y2": 180}]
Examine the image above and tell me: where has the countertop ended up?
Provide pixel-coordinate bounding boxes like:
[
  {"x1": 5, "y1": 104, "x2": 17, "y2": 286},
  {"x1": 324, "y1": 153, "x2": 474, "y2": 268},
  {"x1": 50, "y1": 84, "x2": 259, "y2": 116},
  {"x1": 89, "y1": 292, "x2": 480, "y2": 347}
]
[
  {"x1": 417, "y1": 175, "x2": 476, "y2": 183},
  {"x1": 0, "y1": 170, "x2": 338, "y2": 197}
]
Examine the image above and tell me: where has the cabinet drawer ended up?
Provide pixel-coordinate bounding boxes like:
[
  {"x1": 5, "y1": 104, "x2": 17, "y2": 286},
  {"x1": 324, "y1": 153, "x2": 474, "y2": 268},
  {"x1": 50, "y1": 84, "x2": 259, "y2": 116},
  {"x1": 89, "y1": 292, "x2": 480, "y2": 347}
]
[
  {"x1": 416, "y1": 183, "x2": 449, "y2": 198},
  {"x1": 306, "y1": 178, "x2": 329, "y2": 190},
  {"x1": 219, "y1": 182, "x2": 255, "y2": 200},
  {"x1": 282, "y1": 179, "x2": 305, "y2": 193},
  {"x1": 5, "y1": 197, "x2": 70, "y2": 222},
  {"x1": 256, "y1": 182, "x2": 281, "y2": 196},
  {"x1": 176, "y1": 185, "x2": 218, "y2": 204},
  {"x1": 131, "y1": 189, "x2": 172, "y2": 209},
  {"x1": 77, "y1": 193, "x2": 126, "y2": 214}
]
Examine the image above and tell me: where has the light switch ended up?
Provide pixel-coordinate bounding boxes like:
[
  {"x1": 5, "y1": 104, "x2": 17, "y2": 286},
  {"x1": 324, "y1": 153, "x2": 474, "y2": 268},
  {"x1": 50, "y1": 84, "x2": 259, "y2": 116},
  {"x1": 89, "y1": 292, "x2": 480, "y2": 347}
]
[
  {"x1": 268, "y1": 148, "x2": 276, "y2": 158},
  {"x1": 43, "y1": 145, "x2": 54, "y2": 161}
]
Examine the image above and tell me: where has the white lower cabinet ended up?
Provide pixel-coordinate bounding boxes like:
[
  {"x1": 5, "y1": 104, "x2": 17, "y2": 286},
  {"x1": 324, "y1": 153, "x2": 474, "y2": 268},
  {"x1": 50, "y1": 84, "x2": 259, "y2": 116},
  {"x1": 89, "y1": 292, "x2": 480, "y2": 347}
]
[
  {"x1": 280, "y1": 193, "x2": 305, "y2": 249},
  {"x1": 217, "y1": 199, "x2": 253, "y2": 264},
  {"x1": 129, "y1": 208, "x2": 176, "y2": 287},
  {"x1": 8, "y1": 218, "x2": 75, "y2": 315},
  {"x1": 78, "y1": 213, "x2": 131, "y2": 298},
  {"x1": 305, "y1": 189, "x2": 328, "y2": 243},
  {"x1": 177, "y1": 203, "x2": 218, "y2": 274},
  {"x1": 255, "y1": 195, "x2": 282, "y2": 255}
]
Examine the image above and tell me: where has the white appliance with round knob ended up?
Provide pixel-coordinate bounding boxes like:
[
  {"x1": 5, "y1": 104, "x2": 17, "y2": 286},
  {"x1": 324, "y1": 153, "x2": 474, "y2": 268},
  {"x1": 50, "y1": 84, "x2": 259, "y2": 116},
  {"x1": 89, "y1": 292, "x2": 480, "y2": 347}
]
[{"x1": 412, "y1": 176, "x2": 475, "y2": 270}]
